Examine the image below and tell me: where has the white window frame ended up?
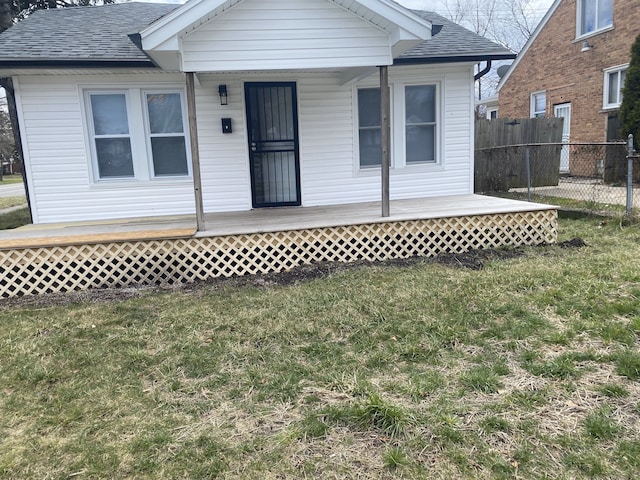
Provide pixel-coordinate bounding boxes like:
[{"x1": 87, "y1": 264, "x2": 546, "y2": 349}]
[
  {"x1": 402, "y1": 82, "x2": 440, "y2": 166},
  {"x1": 142, "y1": 89, "x2": 192, "y2": 178},
  {"x1": 356, "y1": 86, "x2": 385, "y2": 169},
  {"x1": 603, "y1": 64, "x2": 628, "y2": 109},
  {"x1": 530, "y1": 91, "x2": 546, "y2": 118},
  {"x1": 576, "y1": 0, "x2": 614, "y2": 39},
  {"x1": 353, "y1": 79, "x2": 443, "y2": 172},
  {"x1": 82, "y1": 86, "x2": 192, "y2": 184},
  {"x1": 85, "y1": 90, "x2": 136, "y2": 182}
]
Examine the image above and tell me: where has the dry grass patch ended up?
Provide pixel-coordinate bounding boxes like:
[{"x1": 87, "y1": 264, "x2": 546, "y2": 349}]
[{"x1": 1, "y1": 215, "x2": 640, "y2": 478}]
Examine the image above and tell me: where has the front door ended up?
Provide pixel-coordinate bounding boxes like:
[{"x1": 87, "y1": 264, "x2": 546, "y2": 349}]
[
  {"x1": 245, "y1": 82, "x2": 301, "y2": 207},
  {"x1": 554, "y1": 103, "x2": 571, "y2": 174}
]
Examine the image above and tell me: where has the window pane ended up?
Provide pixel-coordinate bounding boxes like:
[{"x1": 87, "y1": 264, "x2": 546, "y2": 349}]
[
  {"x1": 535, "y1": 93, "x2": 546, "y2": 113},
  {"x1": 95, "y1": 138, "x2": 134, "y2": 177},
  {"x1": 359, "y1": 129, "x2": 381, "y2": 167},
  {"x1": 147, "y1": 93, "x2": 184, "y2": 134},
  {"x1": 358, "y1": 88, "x2": 381, "y2": 127},
  {"x1": 91, "y1": 94, "x2": 129, "y2": 135},
  {"x1": 406, "y1": 85, "x2": 436, "y2": 123},
  {"x1": 608, "y1": 71, "x2": 619, "y2": 105},
  {"x1": 598, "y1": 0, "x2": 613, "y2": 29},
  {"x1": 151, "y1": 137, "x2": 189, "y2": 176},
  {"x1": 581, "y1": 0, "x2": 596, "y2": 33},
  {"x1": 406, "y1": 125, "x2": 435, "y2": 163}
]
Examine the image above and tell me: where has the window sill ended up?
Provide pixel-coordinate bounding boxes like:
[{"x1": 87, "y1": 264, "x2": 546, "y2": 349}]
[
  {"x1": 396, "y1": 162, "x2": 443, "y2": 174},
  {"x1": 574, "y1": 26, "x2": 614, "y2": 43},
  {"x1": 600, "y1": 106, "x2": 621, "y2": 113},
  {"x1": 355, "y1": 166, "x2": 386, "y2": 177},
  {"x1": 354, "y1": 162, "x2": 443, "y2": 176},
  {"x1": 90, "y1": 177, "x2": 192, "y2": 188}
]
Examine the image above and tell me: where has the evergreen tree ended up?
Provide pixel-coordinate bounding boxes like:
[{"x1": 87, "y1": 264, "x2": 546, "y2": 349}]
[{"x1": 620, "y1": 33, "x2": 640, "y2": 150}]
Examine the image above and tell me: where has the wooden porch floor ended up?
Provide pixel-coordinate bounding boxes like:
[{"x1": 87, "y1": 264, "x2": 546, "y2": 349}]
[{"x1": 0, "y1": 194, "x2": 554, "y2": 249}]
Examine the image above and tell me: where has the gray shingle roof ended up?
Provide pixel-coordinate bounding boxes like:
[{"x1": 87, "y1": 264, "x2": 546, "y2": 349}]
[
  {"x1": 398, "y1": 10, "x2": 514, "y2": 62},
  {"x1": 0, "y1": 2, "x2": 513, "y2": 67},
  {"x1": 0, "y1": 2, "x2": 178, "y2": 65}
]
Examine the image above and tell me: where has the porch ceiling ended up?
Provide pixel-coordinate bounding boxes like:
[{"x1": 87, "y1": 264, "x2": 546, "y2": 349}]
[{"x1": 0, "y1": 195, "x2": 555, "y2": 250}]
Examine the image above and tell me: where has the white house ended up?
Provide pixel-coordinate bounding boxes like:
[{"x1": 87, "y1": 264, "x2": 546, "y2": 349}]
[
  {"x1": 0, "y1": 0, "x2": 562, "y2": 299},
  {"x1": 0, "y1": 0, "x2": 516, "y2": 226}
]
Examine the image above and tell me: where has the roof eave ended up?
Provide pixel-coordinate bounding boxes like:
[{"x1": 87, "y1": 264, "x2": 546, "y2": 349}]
[
  {"x1": 0, "y1": 59, "x2": 158, "y2": 69},
  {"x1": 394, "y1": 52, "x2": 516, "y2": 65},
  {"x1": 346, "y1": 0, "x2": 432, "y2": 39}
]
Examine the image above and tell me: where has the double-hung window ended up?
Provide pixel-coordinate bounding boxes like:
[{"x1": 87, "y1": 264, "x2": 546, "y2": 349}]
[
  {"x1": 87, "y1": 93, "x2": 135, "y2": 178},
  {"x1": 604, "y1": 65, "x2": 627, "y2": 109},
  {"x1": 356, "y1": 81, "x2": 441, "y2": 169},
  {"x1": 531, "y1": 91, "x2": 546, "y2": 118},
  {"x1": 145, "y1": 92, "x2": 189, "y2": 177},
  {"x1": 85, "y1": 88, "x2": 190, "y2": 182},
  {"x1": 357, "y1": 88, "x2": 382, "y2": 168},
  {"x1": 577, "y1": 0, "x2": 613, "y2": 37},
  {"x1": 405, "y1": 85, "x2": 437, "y2": 164}
]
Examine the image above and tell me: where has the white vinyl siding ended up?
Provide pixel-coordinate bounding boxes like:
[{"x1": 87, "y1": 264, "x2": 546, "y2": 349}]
[
  {"x1": 301, "y1": 65, "x2": 472, "y2": 205},
  {"x1": 181, "y1": 0, "x2": 391, "y2": 72},
  {"x1": 15, "y1": 65, "x2": 475, "y2": 224},
  {"x1": 15, "y1": 74, "x2": 197, "y2": 224}
]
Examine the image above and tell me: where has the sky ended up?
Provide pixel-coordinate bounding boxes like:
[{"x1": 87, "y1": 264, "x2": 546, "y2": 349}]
[{"x1": 397, "y1": 0, "x2": 555, "y2": 15}]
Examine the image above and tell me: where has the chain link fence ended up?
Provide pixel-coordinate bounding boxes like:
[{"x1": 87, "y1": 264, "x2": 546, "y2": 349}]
[{"x1": 475, "y1": 141, "x2": 640, "y2": 216}]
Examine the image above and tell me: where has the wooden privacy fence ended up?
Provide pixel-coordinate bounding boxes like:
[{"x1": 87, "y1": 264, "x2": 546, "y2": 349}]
[{"x1": 475, "y1": 118, "x2": 564, "y2": 192}]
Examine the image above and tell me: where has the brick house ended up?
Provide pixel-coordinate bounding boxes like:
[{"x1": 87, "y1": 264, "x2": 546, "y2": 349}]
[{"x1": 498, "y1": 0, "x2": 638, "y2": 175}]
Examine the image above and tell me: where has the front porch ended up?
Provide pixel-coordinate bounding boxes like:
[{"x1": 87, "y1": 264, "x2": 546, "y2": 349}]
[{"x1": 0, "y1": 195, "x2": 557, "y2": 298}]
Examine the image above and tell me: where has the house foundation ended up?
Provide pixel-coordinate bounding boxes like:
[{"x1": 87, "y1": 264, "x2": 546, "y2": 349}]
[{"x1": 0, "y1": 206, "x2": 557, "y2": 298}]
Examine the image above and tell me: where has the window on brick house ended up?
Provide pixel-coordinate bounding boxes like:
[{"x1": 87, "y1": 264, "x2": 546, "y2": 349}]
[
  {"x1": 604, "y1": 65, "x2": 627, "y2": 109},
  {"x1": 530, "y1": 91, "x2": 546, "y2": 118},
  {"x1": 577, "y1": 0, "x2": 613, "y2": 37}
]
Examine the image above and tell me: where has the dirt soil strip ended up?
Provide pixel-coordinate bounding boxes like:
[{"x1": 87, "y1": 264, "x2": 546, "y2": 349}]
[{"x1": 0, "y1": 238, "x2": 586, "y2": 309}]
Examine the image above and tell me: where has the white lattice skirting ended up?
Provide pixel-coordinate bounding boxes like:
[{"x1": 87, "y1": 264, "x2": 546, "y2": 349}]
[{"x1": 0, "y1": 210, "x2": 557, "y2": 298}]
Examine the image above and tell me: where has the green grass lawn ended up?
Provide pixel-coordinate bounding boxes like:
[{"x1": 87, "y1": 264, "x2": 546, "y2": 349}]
[
  {"x1": 0, "y1": 174, "x2": 24, "y2": 185},
  {"x1": 0, "y1": 195, "x2": 27, "y2": 210},
  {"x1": 1, "y1": 215, "x2": 640, "y2": 479},
  {"x1": 0, "y1": 206, "x2": 30, "y2": 230}
]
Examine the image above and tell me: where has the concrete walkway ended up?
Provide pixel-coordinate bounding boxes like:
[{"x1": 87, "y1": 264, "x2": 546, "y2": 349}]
[
  {"x1": 0, "y1": 182, "x2": 25, "y2": 198},
  {"x1": 514, "y1": 178, "x2": 639, "y2": 208}
]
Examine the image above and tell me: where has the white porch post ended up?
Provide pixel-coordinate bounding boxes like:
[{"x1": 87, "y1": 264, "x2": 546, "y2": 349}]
[
  {"x1": 186, "y1": 72, "x2": 206, "y2": 231},
  {"x1": 380, "y1": 66, "x2": 390, "y2": 217}
]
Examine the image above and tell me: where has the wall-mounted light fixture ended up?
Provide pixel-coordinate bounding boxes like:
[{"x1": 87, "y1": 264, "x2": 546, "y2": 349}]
[
  {"x1": 581, "y1": 40, "x2": 592, "y2": 52},
  {"x1": 218, "y1": 84, "x2": 228, "y2": 105}
]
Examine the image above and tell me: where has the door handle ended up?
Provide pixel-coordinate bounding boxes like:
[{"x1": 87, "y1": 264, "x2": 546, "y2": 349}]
[{"x1": 250, "y1": 142, "x2": 257, "y2": 152}]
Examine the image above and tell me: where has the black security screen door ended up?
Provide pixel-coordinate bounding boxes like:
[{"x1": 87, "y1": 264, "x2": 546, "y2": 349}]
[{"x1": 245, "y1": 82, "x2": 301, "y2": 208}]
